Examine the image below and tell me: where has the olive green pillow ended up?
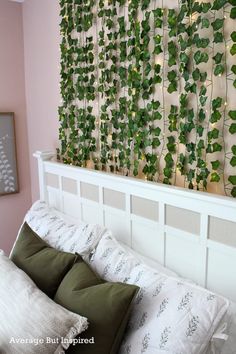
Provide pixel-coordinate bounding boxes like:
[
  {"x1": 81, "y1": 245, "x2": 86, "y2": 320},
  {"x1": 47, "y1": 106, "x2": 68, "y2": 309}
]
[
  {"x1": 54, "y1": 255, "x2": 139, "y2": 354},
  {"x1": 10, "y1": 222, "x2": 77, "y2": 297}
]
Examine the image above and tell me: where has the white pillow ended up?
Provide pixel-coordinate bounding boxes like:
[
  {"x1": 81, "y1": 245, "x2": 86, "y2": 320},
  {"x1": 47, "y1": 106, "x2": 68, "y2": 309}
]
[
  {"x1": 120, "y1": 242, "x2": 177, "y2": 277},
  {"x1": 89, "y1": 234, "x2": 229, "y2": 354},
  {"x1": 11, "y1": 200, "x2": 111, "y2": 256},
  {"x1": 0, "y1": 251, "x2": 88, "y2": 354}
]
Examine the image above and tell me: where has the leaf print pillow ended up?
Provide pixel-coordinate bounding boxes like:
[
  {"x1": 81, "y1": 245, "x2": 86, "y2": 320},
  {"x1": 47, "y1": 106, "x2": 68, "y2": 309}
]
[
  {"x1": 10, "y1": 200, "x2": 110, "y2": 257},
  {"x1": 90, "y1": 234, "x2": 229, "y2": 354}
]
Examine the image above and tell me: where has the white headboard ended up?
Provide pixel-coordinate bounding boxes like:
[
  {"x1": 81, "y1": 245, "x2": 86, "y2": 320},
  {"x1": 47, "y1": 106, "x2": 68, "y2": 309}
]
[{"x1": 34, "y1": 151, "x2": 236, "y2": 302}]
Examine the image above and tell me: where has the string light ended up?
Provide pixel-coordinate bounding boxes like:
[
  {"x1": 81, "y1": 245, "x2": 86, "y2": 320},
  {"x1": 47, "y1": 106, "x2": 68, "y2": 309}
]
[{"x1": 132, "y1": 112, "x2": 136, "y2": 118}]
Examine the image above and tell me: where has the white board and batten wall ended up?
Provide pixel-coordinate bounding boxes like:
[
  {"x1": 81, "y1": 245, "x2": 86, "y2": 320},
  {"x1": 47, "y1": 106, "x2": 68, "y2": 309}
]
[{"x1": 34, "y1": 151, "x2": 236, "y2": 302}]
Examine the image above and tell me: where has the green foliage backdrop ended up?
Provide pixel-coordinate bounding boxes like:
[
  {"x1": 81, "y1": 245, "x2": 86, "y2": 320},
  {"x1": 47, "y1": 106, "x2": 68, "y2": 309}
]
[{"x1": 58, "y1": 0, "x2": 236, "y2": 197}]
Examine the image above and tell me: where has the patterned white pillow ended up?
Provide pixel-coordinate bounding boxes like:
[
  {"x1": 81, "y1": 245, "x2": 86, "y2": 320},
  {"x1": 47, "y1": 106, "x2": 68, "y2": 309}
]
[
  {"x1": 89, "y1": 235, "x2": 229, "y2": 354},
  {"x1": 0, "y1": 251, "x2": 88, "y2": 354},
  {"x1": 11, "y1": 200, "x2": 110, "y2": 256}
]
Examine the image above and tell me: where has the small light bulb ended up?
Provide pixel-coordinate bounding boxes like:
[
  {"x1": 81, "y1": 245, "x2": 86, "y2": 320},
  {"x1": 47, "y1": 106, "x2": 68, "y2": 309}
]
[
  {"x1": 145, "y1": 176, "x2": 148, "y2": 180},
  {"x1": 218, "y1": 74, "x2": 222, "y2": 77},
  {"x1": 132, "y1": 88, "x2": 136, "y2": 95},
  {"x1": 224, "y1": 102, "x2": 227, "y2": 106},
  {"x1": 224, "y1": 15, "x2": 227, "y2": 19},
  {"x1": 206, "y1": 110, "x2": 208, "y2": 113},
  {"x1": 132, "y1": 112, "x2": 136, "y2": 117}
]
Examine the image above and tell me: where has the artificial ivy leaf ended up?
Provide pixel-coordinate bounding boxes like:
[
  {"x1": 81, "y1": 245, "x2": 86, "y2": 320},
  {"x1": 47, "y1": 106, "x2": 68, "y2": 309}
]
[
  {"x1": 153, "y1": 111, "x2": 162, "y2": 120},
  {"x1": 197, "y1": 125, "x2": 204, "y2": 136},
  {"x1": 211, "y1": 18, "x2": 224, "y2": 31},
  {"x1": 229, "y1": 111, "x2": 236, "y2": 120},
  {"x1": 232, "y1": 65, "x2": 236, "y2": 74},
  {"x1": 167, "y1": 70, "x2": 177, "y2": 81},
  {"x1": 168, "y1": 57, "x2": 176, "y2": 66},
  {"x1": 167, "y1": 82, "x2": 177, "y2": 93},
  {"x1": 232, "y1": 145, "x2": 236, "y2": 155},
  {"x1": 200, "y1": 96, "x2": 207, "y2": 106},
  {"x1": 230, "y1": 156, "x2": 236, "y2": 167},
  {"x1": 179, "y1": 36, "x2": 188, "y2": 51},
  {"x1": 229, "y1": 175, "x2": 236, "y2": 185},
  {"x1": 154, "y1": 64, "x2": 161, "y2": 74},
  {"x1": 231, "y1": 32, "x2": 236, "y2": 42},
  {"x1": 210, "y1": 110, "x2": 221, "y2": 123},
  {"x1": 194, "y1": 51, "x2": 209, "y2": 64},
  {"x1": 212, "y1": 0, "x2": 227, "y2": 10},
  {"x1": 199, "y1": 85, "x2": 207, "y2": 96},
  {"x1": 154, "y1": 127, "x2": 161, "y2": 135},
  {"x1": 142, "y1": 91, "x2": 150, "y2": 100},
  {"x1": 229, "y1": 0, "x2": 236, "y2": 4},
  {"x1": 153, "y1": 46, "x2": 163, "y2": 55},
  {"x1": 180, "y1": 52, "x2": 189, "y2": 64},
  {"x1": 229, "y1": 123, "x2": 236, "y2": 134},
  {"x1": 212, "y1": 97, "x2": 222, "y2": 110},
  {"x1": 200, "y1": 72, "x2": 207, "y2": 82},
  {"x1": 231, "y1": 44, "x2": 236, "y2": 55},
  {"x1": 202, "y1": 2, "x2": 211, "y2": 12},
  {"x1": 153, "y1": 75, "x2": 162, "y2": 84},
  {"x1": 214, "y1": 32, "x2": 223, "y2": 43},
  {"x1": 163, "y1": 167, "x2": 171, "y2": 178},
  {"x1": 201, "y1": 18, "x2": 210, "y2": 29},
  {"x1": 231, "y1": 187, "x2": 236, "y2": 197},
  {"x1": 212, "y1": 142, "x2": 222, "y2": 152},
  {"x1": 192, "y1": 68, "x2": 200, "y2": 81},
  {"x1": 234, "y1": 79, "x2": 236, "y2": 88},
  {"x1": 211, "y1": 160, "x2": 220, "y2": 170},
  {"x1": 199, "y1": 109, "x2": 206, "y2": 121},
  {"x1": 230, "y1": 7, "x2": 236, "y2": 19},
  {"x1": 214, "y1": 64, "x2": 224, "y2": 76},
  {"x1": 208, "y1": 128, "x2": 219, "y2": 139},
  {"x1": 213, "y1": 52, "x2": 223, "y2": 64},
  {"x1": 211, "y1": 172, "x2": 220, "y2": 182}
]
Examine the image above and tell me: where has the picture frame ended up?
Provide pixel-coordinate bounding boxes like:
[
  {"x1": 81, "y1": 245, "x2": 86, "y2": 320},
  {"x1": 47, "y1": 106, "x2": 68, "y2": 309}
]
[{"x1": 0, "y1": 113, "x2": 19, "y2": 196}]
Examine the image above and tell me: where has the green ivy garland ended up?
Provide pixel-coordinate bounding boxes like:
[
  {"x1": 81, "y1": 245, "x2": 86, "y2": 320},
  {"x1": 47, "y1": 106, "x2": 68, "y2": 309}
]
[{"x1": 58, "y1": 0, "x2": 236, "y2": 198}]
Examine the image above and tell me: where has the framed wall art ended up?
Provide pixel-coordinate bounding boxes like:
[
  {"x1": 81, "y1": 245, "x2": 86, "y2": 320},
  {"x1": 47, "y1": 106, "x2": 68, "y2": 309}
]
[{"x1": 0, "y1": 113, "x2": 19, "y2": 195}]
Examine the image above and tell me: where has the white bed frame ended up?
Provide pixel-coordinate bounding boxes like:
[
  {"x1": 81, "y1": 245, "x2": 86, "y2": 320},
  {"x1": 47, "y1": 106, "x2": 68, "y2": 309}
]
[{"x1": 34, "y1": 151, "x2": 236, "y2": 302}]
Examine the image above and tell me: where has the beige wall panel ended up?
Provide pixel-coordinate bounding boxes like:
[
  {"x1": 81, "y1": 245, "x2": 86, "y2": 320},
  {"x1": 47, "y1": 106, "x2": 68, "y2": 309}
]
[
  {"x1": 62, "y1": 177, "x2": 77, "y2": 194},
  {"x1": 209, "y1": 216, "x2": 236, "y2": 248},
  {"x1": 46, "y1": 173, "x2": 59, "y2": 188},
  {"x1": 80, "y1": 182, "x2": 99, "y2": 202},
  {"x1": 131, "y1": 195, "x2": 158, "y2": 221},
  {"x1": 166, "y1": 205, "x2": 200, "y2": 235},
  {"x1": 103, "y1": 188, "x2": 125, "y2": 210}
]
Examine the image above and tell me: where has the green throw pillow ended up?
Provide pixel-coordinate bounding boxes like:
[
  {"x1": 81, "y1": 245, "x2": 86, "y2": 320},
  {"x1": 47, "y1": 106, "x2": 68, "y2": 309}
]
[
  {"x1": 54, "y1": 255, "x2": 139, "y2": 354},
  {"x1": 10, "y1": 222, "x2": 77, "y2": 297}
]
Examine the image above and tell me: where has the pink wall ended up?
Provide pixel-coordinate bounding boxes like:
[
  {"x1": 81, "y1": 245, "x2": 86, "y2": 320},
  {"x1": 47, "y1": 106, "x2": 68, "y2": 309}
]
[
  {"x1": 23, "y1": 0, "x2": 61, "y2": 202},
  {"x1": 0, "y1": 0, "x2": 31, "y2": 254}
]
